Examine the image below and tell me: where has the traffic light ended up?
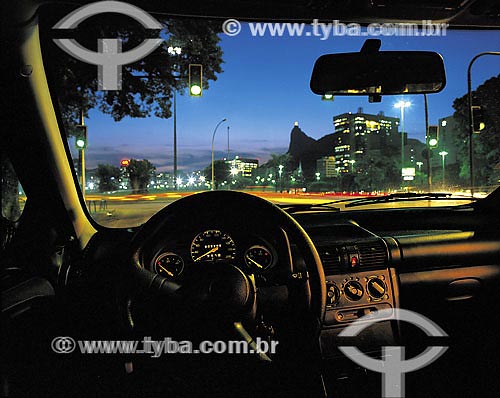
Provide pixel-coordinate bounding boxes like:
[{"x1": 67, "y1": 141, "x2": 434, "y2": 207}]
[
  {"x1": 188, "y1": 64, "x2": 203, "y2": 96},
  {"x1": 428, "y1": 125, "x2": 438, "y2": 148},
  {"x1": 322, "y1": 94, "x2": 334, "y2": 101},
  {"x1": 472, "y1": 106, "x2": 486, "y2": 133},
  {"x1": 74, "y1": 125, "x2": 87, "y2": 150}
]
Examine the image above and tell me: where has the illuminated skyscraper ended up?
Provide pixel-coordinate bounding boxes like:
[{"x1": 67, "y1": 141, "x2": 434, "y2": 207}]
[{"x1": 332, "y1": 108, "x2": 400, "y2": 173}]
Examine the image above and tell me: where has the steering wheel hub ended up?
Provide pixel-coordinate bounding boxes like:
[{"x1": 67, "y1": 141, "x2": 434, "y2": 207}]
[{"x1": 207, "y1": 265, "x2": 253, "y2": 310}]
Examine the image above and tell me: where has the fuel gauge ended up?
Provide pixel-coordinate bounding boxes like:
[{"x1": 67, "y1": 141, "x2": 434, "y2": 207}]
[
  {"x1": 154, "y1": 252, "x2": 184, "y2": 278},
  {"x1": 244, "y1": 245, "x2": 274, "y2": 272}
]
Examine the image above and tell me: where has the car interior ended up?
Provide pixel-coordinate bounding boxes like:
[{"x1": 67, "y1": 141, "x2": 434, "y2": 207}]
[{"x1": 2, "y1": 0, "x2": 500, "y2": 397}]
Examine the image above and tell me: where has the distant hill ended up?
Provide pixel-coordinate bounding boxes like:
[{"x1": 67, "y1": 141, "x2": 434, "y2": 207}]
[{"x1": 287, "y1": 125, "x2": 335, "y2": 178}]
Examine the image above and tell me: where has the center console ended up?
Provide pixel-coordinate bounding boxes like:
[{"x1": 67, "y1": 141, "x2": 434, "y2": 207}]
[{"x1": 296, "y1": 218, "x2": 401, "y2": 396}]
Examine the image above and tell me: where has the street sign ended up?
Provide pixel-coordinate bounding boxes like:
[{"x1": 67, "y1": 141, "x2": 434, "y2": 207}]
[{"x1": 402, "y1": 167, "x2": 416, "y2": 177}]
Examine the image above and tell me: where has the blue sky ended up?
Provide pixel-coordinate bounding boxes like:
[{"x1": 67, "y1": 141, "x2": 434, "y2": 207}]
[{"x1": 77, "y1": 26, "x2": 500, "y2": 173}]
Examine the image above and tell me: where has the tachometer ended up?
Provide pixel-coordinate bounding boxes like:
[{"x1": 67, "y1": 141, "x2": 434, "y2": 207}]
[
  {"x1": 190, "y1": 230, "x2": 236, "y2": 262},
  {"x1": 244, "y1": 245, "x2": 274, "y2": 271},
  {"x1": 154, "y1": 252, "x2": 184, "y2": 278}
]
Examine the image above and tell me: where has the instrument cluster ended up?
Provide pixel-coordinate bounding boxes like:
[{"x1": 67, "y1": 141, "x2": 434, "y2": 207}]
[{"x1": 149, "y1": 228, "x2": 278, "y2": 280}]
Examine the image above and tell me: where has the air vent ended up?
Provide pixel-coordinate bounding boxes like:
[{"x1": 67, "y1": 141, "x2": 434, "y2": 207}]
[
  {"x1": 318, "y1": 247, "x2": 342, "y2": 274},
  {"x1": 357, "y1": 241, "x2": 387, "y2": 268},
  {"x1": 318, "y1": 240, "x2": 387, "y2": 274}
]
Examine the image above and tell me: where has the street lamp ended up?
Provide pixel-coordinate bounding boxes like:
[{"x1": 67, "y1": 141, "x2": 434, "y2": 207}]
[
  {"x1": 416, "y1": 161, "x2": 424, "y2": 189},
  {"x1": 315, "y1": 172, "x2": 321, "y2": 181},
  {"x1": 227, "y1": 126, "x2": 230, "y2": 160},
  {"x1": 394, "y1": 100, "x2": 411, "y2": 181},
  {"x1": 211, "y1": 118, "x2": 227, "y2": 191},
  {"x1": 349, "y1": 159, "x2": 356, "y2": 173},
  {"x1": 278, "y1": 164, "x2": 284, "y2": 193},
  {"x1": 168, "y1": 46, "x2": 182, "y2": 190},
  {"x1": 77, "y1": 109, "x2": 86, "y2": 199},
  {"x1": 439, "y1": 151, "x2": 448, "y2": 190}
]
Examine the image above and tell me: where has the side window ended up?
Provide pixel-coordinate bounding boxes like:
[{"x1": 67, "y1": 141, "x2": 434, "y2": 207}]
[{"x1": 1, "y1": 155, "x2": 25, "y2": 223}]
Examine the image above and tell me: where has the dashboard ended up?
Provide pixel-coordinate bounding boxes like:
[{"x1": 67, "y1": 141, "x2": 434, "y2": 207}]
[
  {"x1": 143, "y1": 213, "x2": 400, "y2": 334},
  {"x1": 143, "y1": 224, "x2": 292, "y2": 287}
]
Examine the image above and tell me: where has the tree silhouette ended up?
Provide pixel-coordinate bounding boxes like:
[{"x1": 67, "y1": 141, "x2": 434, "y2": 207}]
[
  {"x1": 95, "y1": 164, "x2": 121, "y2": 192},
  {"x1": 452, "y1": 74, "x2": 500, "y2": 187},
  {"x1": 128, "y1": 159, "x2": 155, "y2": 193},
  {"x1": 203, "y1": 160, "x2": 229, "y2": 190}
]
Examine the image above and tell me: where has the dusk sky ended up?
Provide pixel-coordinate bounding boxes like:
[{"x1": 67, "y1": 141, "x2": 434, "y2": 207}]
[{"x1": 71, "y1": 26, "x2": 500, "y2": 173}]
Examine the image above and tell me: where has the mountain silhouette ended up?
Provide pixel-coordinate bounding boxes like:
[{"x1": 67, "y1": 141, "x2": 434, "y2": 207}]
[{"x1": 287, "y1": 124, "x2": 336, "y2": 178}]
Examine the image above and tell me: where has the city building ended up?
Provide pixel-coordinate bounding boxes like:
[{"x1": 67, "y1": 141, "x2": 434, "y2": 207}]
[
  {"x1": 152, "y1": 172, "x2": 173, "y2": 189},
  {"x1": 332, "y1": 108, "x2": 400, "y2": 173},
  {"x1": 404, "y1": 138, "x2": 427, "y2": 176},
  {"x1": 316, "y1": 156, "x2": 338, "y2": 178},
  {"x1": 226, "y1": 156, "x2": 259, "y2": 177}
]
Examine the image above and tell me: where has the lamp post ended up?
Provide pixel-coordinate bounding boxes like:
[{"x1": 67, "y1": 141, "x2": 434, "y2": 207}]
[
  {"x1": 416, "y1": 161, "x2": 423, "y2": 189},
  {"x1": 278, "y1": 164, "x2": 284, "y2": 193},
  {"x1": 349, "y1": 160, "x2": 356, "y2": 173},
  {"x1": 394, "y1": 100, "x2": 411, "y2": 183},
  {"x1": 439, "y1": 151, "x2": 448, "y2": 190},
  {"x1": 168, "y1": 46, "x2": 182, "y2": 190},
  {"x1": 211, "y1": 118, "x2": 227, "y2": 191},
  {"x1": 78, "y1": 108, "x2": 86, "y2": 200},
  {"x1": 227, "y1": 125, "x2": 230, "y2": 160},
  {"x1": 423, "y1": 94, "x2": 432, "y2": 191},
  {"x1": 230, "y1": 167, "x2": 238, "y2": 188}
]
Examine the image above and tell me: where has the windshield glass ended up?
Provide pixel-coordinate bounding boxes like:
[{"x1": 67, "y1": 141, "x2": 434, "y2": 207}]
[{"x1": 40, "y1": 5, "x2": 500, "y2": 227}]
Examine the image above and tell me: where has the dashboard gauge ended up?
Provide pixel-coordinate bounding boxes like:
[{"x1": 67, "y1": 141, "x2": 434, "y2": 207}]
[
  {"x1": 244, "y1": 245, "x2": 274, "y2": 271},
  {"x1": 154, "y1": 252, "x2": 184, "y2": 278},
  {"x1": 190, "y1": 230, "x2": 236, "y2": 262}
]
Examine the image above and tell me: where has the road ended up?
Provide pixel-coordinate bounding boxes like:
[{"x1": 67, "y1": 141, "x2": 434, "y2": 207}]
[
  {"x1": 86, "y1": 191, "x2": 350, "y2": 227},
  {"x1": 85, "y1": 190, "x2": 475, "y2": 228}
]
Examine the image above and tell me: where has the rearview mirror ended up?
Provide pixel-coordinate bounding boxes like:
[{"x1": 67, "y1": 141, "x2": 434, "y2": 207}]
[{"x1": 310, "y1": 50, "x2": 446, "y2": 97}]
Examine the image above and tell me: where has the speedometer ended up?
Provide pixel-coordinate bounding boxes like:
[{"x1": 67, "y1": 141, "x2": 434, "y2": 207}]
[{"x1": 190, "y1": 230, "x2": 236, "y2": 262}]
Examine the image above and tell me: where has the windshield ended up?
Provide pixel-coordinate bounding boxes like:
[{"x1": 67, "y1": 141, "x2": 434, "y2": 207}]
[{"x1": 40, "y1": 4, "x2": 500, "y2": 227}]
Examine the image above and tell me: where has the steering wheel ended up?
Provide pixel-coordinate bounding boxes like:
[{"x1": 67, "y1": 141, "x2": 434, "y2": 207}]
[{"x1": 126, "y1": 191, "x2": 326, "y2": 360}]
